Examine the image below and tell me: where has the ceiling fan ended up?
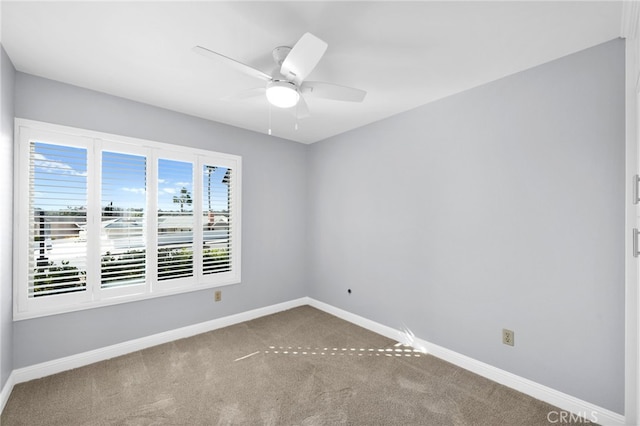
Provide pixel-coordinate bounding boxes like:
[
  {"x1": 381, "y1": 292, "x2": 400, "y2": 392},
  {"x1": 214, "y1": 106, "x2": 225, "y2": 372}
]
[{"x1": 192, "y1": 33, "x2": 366, "y2": 118}]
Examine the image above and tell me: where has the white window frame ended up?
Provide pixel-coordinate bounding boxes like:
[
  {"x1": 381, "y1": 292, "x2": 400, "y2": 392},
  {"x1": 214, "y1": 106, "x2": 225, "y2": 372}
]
[{"x1": 13, "y1": 119, "x2": 242, "y2": 320}]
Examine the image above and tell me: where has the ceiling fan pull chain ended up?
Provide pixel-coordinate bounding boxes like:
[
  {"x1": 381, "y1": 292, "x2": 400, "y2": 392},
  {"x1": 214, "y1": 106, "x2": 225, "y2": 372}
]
[
  {"x1": 268, "y1": 103, "x2": 272, "y2": 136},
  {"x1": 295, "y1": 103, "x2": 299, "y2": 131}
]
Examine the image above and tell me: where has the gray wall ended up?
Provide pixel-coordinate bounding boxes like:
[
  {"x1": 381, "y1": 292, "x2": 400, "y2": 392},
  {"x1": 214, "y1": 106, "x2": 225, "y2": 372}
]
[
  {"x1": 307, "y1": 39, "x2": 625, "y2": 413},
  {"x1": 0, "y1": 45, "x2": 15, "y2": 388},
  {"x1": 13, "y1": 72, "x2": 308, "y2": 368}
]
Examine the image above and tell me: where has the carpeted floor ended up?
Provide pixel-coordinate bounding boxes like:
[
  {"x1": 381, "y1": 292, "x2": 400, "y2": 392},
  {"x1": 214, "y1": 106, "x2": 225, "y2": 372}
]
[{"x1": 1, "y1": 306, "x2": 592, "y2": 425}]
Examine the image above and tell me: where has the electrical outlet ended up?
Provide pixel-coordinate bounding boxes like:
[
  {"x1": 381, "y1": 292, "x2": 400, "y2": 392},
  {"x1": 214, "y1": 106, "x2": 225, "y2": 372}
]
[
  {"x1": 502, "y1": 329, "x2": 514, "y2": 346},
  {"x1": 214, "y1": 290, "x2": 222, "y2": 302}
]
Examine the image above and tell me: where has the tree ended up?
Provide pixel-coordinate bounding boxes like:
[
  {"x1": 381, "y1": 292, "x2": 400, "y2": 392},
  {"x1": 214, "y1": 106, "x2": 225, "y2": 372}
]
[{"x1": 172, "y1": 187, "x2": 192, "y2": 212}]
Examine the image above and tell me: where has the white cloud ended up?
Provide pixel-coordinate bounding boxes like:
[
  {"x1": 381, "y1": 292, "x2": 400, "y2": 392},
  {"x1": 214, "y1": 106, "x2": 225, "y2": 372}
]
[
  {"x1": 122, "y1": 187, "x2": 146, "y2": 194},
  {"x1": 162, "y1": 187, "x2": 176, "y2": 194},
  {"x1": 33, "y1": 153, "x2": 87, "y2": 177}
]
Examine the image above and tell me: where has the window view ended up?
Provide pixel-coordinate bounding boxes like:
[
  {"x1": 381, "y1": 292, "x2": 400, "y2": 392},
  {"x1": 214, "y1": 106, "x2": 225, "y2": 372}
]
[
  {"x1": 158, "y1": 159, "x2": 194, "y2": 281},
  {"x1": 16, "y1": 120, "x2": 242, "y2": 319},
  {"x1": 202, "y1": 165, "x2": 232, "y2": 275},
  {"x1": 101, "y1": 151, "x2": 147, "y2": 288},
  {"x1": 29, "y1": 142, "x2": 88, "y2": 297}
]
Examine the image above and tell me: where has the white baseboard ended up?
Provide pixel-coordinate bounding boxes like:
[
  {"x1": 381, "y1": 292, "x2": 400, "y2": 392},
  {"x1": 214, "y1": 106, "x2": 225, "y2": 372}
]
[
  {"x1": 307, "y1": 299, "x2": 626, "y2": 426},
  {"x1": 0, "y1": 371, "x2": 15, "y2": 414},
  {"x1": 1, "y1": 297, "x2": 627, "y2": 426},
  {"x1": 10, "y1": 297, "x2": 308, "y2": 387}
]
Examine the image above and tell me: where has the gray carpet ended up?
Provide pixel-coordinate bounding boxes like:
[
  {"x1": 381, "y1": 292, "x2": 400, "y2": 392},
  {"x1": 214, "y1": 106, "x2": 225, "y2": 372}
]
[{"x1": 1, "y1": 306, "x2": 591, "y2": 425}]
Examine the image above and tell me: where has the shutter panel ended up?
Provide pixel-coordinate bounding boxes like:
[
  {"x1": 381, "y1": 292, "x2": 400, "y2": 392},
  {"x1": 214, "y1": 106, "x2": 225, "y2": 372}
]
[
  {"x1": 29, "y1": 142, "x2": 88, "y2": 297},
  {"x1": 100, "y1": 151, "x2": 147, "y2": 288},
  {"x1": 157, "y1": 159, "x2": 194, "y2": 281},
  {"x1": 202, "y1": 165, "x2": 232, "y2": 275}
]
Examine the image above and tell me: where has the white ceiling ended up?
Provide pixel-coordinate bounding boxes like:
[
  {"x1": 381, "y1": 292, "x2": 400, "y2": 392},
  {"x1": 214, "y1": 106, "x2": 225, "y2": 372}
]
[{"x1": 1, "y1": 1, "x2": 623, "y2": 144}]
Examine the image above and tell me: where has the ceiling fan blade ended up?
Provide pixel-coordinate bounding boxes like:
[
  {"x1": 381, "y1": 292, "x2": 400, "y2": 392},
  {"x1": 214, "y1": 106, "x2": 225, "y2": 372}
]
[
  {"x1": 193, "y1": 46, "x2": 271, "y2": 82},
  {"x1": 222, "y1": 87, "x2": 266, "y2": 101},
  {"x1": 301, "y1": 81, "x2": 366, "y2": 102},
  {"x1": 294, "y1": 96, "x2": 310, "y2": 119},
  {"x1": 280, "y1": 33, "x2": 328, "y2": 85}
]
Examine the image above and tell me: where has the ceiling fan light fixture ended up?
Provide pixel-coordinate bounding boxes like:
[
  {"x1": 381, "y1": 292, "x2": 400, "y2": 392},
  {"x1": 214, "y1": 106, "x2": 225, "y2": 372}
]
[{"x1": 266, "y1": 81, "x2": 300, "y2": 108}]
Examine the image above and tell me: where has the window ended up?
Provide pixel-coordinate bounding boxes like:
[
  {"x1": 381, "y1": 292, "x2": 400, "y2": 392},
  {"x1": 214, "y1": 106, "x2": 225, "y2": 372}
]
[
  {"x1": 101, "y1": 149, "x2": 147, "y2": 291},
  {"x1": 157, "y1": 159, "x2": 194, "y2": 282},
  {"x1": 14, "y1": 120, "x2": 242, "y2": 319},
  {"x1": 29, "y1": 141, "x2": 88, "y2": 299}
]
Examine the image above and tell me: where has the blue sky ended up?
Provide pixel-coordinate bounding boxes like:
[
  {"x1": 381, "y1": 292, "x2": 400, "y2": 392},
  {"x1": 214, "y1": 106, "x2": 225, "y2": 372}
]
[{"x1": 33, "y1": 142, "x2": 230, "y2": 212}]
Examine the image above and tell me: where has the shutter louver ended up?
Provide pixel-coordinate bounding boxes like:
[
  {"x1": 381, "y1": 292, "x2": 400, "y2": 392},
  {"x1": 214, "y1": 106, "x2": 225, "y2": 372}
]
[{"x1": 29, "y1": 142, "x2": 88, "y2": 297}]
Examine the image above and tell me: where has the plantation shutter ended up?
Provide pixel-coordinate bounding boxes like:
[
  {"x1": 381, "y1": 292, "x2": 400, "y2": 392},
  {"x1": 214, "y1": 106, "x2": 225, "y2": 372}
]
[
  {"x1": 17, "y1": 119, "x2": 242, "y2": 320},
  {"x1": 202, "y1": 164, "x2": 232, "y2": 275},
  {"x1": 157, "y1": 159, "x2": 194, "y2": 281},
  {"x1": 100, "y1": 151, "x2": 147, "y2": 289},
  {"x1": 28, "y1": 141, "x2": 88, "y2": 298}
]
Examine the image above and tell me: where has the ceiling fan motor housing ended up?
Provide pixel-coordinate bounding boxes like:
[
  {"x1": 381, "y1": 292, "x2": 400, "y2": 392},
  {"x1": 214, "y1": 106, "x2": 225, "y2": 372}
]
[{"x1": 272, "y1": 46, "x2": 292, "y2": 66}]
